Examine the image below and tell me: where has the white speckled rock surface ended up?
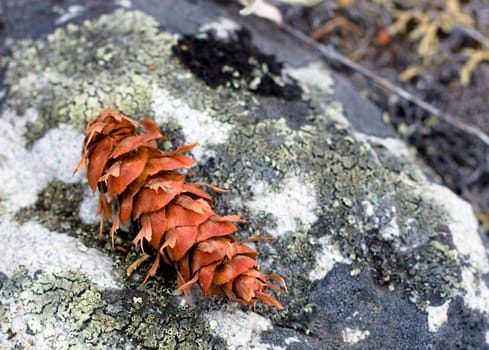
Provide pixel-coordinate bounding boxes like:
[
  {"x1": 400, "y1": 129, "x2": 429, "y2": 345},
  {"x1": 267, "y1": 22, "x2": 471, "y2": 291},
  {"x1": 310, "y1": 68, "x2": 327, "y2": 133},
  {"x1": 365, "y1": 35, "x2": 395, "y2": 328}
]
[{"x1": 0, "y1": 1, "x2": 488, "y2": 349}]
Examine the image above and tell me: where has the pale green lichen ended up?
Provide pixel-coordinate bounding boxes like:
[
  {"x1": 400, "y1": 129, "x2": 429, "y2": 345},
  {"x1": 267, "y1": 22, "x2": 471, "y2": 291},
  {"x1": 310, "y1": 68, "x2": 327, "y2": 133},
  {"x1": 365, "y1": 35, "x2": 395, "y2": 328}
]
[
  {"x1": 0, "y1": 268, "x2": 123, "y2": 349},
  {"x1": 11, "y1": 181, "x2": 226, "y2": 348},
  {"x1": 200, "y1": 66, "x2": 461, "y2": 312},
  {"x1": 4, "y1": 10, "x2": 175, "y2": 140},
  {"x1": 0, "y1": 267, "x2": 226, "y2": 349}
]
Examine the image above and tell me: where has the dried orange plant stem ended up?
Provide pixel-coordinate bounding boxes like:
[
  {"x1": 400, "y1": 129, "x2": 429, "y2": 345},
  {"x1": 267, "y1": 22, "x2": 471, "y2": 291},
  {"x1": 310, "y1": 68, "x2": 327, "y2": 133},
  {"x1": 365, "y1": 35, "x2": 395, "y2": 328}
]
[{"x1": 75, "y1": 109, "x2": 285, "y2": 308}]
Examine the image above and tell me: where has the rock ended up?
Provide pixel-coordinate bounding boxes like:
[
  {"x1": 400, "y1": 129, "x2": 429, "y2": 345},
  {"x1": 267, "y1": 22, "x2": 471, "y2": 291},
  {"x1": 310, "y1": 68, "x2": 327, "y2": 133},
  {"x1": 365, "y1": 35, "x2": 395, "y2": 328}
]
[{"x1": 0, "y1": 1, "x2": 488, "y2": 349}]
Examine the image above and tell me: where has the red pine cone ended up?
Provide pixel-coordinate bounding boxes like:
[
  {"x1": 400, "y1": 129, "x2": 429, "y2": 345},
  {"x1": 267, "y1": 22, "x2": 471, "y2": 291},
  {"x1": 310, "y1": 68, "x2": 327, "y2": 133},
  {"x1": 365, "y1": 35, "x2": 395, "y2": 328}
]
[{"x1": 74, "y1": 109, "x2": 286, "y2": 309}]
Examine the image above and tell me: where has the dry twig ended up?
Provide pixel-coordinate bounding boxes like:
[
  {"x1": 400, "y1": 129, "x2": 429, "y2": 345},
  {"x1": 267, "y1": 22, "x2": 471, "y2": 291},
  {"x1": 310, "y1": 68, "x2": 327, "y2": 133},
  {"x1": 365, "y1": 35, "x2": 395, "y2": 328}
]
[{"x1": 282, "y1": 24, "x2": 489, "y2": 148}]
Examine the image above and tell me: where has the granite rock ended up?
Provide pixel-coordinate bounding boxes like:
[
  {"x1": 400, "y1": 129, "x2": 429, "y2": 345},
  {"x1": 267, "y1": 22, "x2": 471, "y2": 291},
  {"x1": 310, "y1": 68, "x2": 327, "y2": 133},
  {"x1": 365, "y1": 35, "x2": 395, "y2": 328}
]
[{"x1": 0, "y1": 1, "x2": 488, "y2": 349}]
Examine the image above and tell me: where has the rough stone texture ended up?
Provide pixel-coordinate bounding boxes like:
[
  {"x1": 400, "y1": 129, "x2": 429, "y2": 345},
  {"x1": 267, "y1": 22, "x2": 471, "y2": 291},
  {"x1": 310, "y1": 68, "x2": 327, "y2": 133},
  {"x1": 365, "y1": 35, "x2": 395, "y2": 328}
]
[{"x1": 0, "y1": 1, "x2": 488, "y2": 349}]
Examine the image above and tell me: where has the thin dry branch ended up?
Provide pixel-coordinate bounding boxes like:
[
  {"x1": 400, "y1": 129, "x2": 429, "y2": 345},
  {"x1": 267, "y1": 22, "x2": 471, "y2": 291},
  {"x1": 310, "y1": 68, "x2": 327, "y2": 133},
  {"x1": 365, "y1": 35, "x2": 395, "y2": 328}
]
[
  {"x1": 458, "y1": 24, "x2": 489, "y2": 49},
  {"x1": 281, "y1": 24, "x2": 489, "y2": 148}
]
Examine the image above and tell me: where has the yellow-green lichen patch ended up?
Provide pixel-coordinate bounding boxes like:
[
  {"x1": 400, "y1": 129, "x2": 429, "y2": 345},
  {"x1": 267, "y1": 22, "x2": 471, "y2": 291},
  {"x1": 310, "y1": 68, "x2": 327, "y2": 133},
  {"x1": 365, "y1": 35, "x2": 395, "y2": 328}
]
[
  {"x1": 2, "y1": 9, "x2": 264, "y2": 155},
  {"x1": 196, "y1": 74, "x2": 462, "y2": 314},
  {"x1": 0, "y1": 267, "x2": 227, "y2": 349},
  {"x1": 0, "y1": 268, "x2": 120, "y2": 348},
  {"x1": 3, "y1": 10, "x2": 176, "y2": 141},
  {"x1": 10, "y1": 178, "x2": 228, "y2": 348}
]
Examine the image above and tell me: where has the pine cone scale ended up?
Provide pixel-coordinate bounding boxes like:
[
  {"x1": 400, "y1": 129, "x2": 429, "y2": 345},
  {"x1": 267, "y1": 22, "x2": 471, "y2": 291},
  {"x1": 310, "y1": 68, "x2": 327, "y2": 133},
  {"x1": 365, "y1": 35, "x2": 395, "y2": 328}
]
[
  {"x1": 165, "y1": 201, "x2": 213, "y2": 228},
  {"x1": 106, "y1": 149, "x2": 149, "y2": 196},
  {"x1": 196, "y1": 219, "x2": 237, "y2": 242},
  {"x1": 163, "y1": 225, "x2": 199, "y2": 262},
  {"x1": 197, "y1": 262, "x2": 221, "y2": 295},
  {"x1": 145, "y1": 209, "x2": 167, "y2": 249},
  {"x1": 132, "y1": 174, "x2": 185, "y2": 219},
  {"x1": 109, "y1": 132, "x2": 164, "y2": 159},
  {"x1": 214, "y1": 255, "x2": 258, "y2": 286},
  {"x1": 87, "y1": 138, "x2": 114, "y2": 191}
]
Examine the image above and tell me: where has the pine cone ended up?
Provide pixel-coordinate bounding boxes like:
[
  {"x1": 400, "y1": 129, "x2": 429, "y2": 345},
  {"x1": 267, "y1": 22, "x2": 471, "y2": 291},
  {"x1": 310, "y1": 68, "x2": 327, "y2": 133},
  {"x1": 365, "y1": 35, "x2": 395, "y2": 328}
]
[{"x1": 74, "y1": 109, "x2": 286, "y2": 309}]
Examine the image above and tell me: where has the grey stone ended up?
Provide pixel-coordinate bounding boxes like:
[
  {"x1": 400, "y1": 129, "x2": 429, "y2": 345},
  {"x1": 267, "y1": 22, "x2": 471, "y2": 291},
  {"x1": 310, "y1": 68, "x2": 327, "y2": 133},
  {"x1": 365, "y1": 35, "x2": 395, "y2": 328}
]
[{"x1": 0, "y1": 1, "x2": 488, "y2": 349}]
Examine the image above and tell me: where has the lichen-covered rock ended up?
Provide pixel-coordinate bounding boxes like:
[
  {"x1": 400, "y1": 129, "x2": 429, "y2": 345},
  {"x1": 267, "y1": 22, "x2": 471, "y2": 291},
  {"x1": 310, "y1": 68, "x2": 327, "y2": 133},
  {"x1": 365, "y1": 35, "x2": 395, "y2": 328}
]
[{"x1": 0, "y1": 1, "x2": 488, "y2": 349}]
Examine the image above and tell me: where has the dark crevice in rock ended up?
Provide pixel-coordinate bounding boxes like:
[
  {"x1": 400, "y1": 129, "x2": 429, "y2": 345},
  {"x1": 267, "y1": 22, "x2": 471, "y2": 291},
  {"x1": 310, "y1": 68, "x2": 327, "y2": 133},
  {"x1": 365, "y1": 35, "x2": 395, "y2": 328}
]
[{"x1": 173, "y1": 29, "x2": 302, "y2": 98}]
